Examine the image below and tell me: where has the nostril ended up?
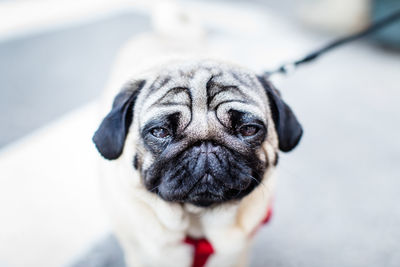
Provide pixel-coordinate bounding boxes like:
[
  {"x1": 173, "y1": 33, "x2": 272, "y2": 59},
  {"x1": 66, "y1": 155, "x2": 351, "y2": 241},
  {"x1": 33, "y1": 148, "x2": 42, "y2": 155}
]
[
  {"x1": 192, "y1": 141, "x2": 208, "y2": 153},
  {"x1": 206, "y1": 140, "x2": 220, "y2": 153},
  {"x1": 192, "y1": 140, "x2": 221, "y2": 153},
  {"x1": 210, "y1": 140, "x2": 219, "y2": 147},
  {"x1": 192, "y1": 141, "x2": 202, "y2": 147}
]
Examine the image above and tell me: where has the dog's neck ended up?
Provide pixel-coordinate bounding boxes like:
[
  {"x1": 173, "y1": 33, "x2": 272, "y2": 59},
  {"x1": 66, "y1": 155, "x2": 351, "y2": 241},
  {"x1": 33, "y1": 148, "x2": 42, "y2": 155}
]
[{"x1": 108, "y1": 150, "x2": 275, "y2": 239}]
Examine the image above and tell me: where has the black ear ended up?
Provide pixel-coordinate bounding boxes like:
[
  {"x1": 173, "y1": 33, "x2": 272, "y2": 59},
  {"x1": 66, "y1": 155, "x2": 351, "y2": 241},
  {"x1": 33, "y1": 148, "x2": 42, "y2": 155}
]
[
  {"x1": 257, "y1": 76, "x2": 303, "y2": 152},
  {"x1": 93, "y1": 80, "x2": 145, "y2": 160}
]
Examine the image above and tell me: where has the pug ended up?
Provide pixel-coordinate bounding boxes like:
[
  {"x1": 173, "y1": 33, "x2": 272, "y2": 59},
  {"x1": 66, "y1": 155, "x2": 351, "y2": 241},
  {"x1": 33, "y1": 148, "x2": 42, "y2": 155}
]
[{"x1": 92, "y1": 56, "x2": 302, "y2": 267}]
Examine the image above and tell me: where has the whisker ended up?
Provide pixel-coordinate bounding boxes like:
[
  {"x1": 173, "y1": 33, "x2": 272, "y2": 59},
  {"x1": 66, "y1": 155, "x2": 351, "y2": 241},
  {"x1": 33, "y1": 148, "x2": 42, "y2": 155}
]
[
  {"x1": 150, "y1": 184, "x2": 160, "y2": 192},
  {"x1": 233, "y1": 188, "x2": 243, "y2": 198}
]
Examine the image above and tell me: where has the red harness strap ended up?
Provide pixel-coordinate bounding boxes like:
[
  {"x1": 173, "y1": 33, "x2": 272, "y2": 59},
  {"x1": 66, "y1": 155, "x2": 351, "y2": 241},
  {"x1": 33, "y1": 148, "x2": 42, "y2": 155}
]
[
  {"x1": 184, "y1": 237, "x2": 215, "y2": 267},
  {"x1": 184, "y1": 207, "x2": 273, "y2": 267}
]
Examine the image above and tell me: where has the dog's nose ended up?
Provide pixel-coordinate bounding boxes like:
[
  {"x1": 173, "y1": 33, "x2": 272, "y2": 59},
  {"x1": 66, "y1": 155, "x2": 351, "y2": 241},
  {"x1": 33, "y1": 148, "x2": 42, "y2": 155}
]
[{"x1": 193, "y1": 141, "x2": 220, "y2": 154}]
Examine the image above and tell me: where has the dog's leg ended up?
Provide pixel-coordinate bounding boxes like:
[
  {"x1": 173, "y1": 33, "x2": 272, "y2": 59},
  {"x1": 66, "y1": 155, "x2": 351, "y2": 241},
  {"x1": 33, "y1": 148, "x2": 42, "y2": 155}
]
[
  {"x1": 101, "y1": 168, "x2": 193, "y2": 267},
  {"x1": 200, "y1": 176, "x2": 274, "y2": 267},
  {"x1": 111, "y1": 197, "x2": 193, "y2": 267},
  {"x1": 116, "y1": 230, "x2": 193, "y2": 267}
]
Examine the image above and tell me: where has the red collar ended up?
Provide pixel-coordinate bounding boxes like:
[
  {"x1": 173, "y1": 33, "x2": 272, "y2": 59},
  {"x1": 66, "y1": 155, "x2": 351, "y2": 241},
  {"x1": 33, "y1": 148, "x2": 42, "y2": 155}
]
[{"x1": 184, "y1": 206, "x2": 273, "y2": 267}]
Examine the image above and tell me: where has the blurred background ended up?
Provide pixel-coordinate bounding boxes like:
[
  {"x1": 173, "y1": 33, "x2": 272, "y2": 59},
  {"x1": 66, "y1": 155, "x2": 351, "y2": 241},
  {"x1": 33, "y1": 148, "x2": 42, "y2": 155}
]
[{"x1": 0, "y1": 0, "x2": 399, "y2": 267}]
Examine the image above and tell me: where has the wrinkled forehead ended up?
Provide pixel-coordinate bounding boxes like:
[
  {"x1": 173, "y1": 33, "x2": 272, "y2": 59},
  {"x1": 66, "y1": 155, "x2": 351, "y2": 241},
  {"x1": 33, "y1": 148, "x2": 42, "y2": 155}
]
[{"x1": 137, "y1": 61, "x2": 268, "y2": 128}]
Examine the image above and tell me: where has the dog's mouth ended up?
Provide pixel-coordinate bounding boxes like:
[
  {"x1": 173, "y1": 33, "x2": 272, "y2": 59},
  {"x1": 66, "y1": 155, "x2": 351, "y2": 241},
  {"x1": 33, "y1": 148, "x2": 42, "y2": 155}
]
[
  {"x1": 144, "y1": 141, "x2": 265, "y2": 207},
  {"x1": 157, "y1": 174, "x2": 255, "y2": 207},
  {"x1": 187, "y1": 192, "x2": 221, "y2": 207},
  {"x1": 181, "y1": 173, "x2": 253, "y2": 207}
]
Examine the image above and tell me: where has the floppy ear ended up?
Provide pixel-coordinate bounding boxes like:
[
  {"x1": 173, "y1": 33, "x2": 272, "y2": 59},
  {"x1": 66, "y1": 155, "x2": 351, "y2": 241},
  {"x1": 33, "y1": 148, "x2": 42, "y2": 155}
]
[
  {"x1": 257, "y1": 76, "x2": 303, "y2": 152},
  {"x1": 93, "y1": 80, "x2": 146, "y2": 160}
]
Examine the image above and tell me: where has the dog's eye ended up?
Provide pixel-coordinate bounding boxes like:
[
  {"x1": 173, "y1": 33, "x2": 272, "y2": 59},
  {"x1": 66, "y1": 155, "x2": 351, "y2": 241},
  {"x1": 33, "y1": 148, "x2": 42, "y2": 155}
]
[
  {"x1": 150, "y1": 127, "x2": 171, "y2": 139},
  {"x1": 239, "y1": 125, "x2": 259, "y2": 137}
]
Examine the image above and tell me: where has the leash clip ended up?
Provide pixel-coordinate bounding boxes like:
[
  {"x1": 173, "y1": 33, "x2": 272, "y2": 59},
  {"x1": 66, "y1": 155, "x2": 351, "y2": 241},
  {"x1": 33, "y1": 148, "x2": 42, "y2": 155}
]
[{"x1": 278, "y1": 62, "x2": 296, "y2": 75}]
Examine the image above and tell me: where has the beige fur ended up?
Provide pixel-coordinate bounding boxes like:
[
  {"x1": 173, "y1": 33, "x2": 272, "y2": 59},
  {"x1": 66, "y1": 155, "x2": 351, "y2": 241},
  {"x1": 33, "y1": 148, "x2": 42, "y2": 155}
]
[{"x1": 95, "y1": 24, "x2": 279, "y2": 266}]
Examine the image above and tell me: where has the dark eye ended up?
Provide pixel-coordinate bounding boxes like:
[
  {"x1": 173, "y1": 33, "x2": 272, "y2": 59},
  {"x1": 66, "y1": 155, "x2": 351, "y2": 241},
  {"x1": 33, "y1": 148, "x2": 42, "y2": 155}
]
[
  {"x1": 150, "y1": 127, "x2": 171, "y2": 139},
  {"x1": 239, "y1": 125, "x2": 259, "y2": 137}
]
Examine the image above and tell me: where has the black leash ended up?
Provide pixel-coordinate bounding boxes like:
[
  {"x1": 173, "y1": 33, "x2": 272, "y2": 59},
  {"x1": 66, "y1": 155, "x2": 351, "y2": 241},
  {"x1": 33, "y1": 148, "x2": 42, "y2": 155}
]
[{"x1": 267, "y1": 9, "x2": 400, "y2": 76}]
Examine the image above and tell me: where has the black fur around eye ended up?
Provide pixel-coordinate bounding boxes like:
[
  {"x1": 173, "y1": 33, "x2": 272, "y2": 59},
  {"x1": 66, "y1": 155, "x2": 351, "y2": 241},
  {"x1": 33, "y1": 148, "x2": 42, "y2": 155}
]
[
  {"x1": 239, "y1": 125, "x2": 260, "y2": 137},
  {"x1": 150, "y1": 127, "x2": 171, "y2": 139}
]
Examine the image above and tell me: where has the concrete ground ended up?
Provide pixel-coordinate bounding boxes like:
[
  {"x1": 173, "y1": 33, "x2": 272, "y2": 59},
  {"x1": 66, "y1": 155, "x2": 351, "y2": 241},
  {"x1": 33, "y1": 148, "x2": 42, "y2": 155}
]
[{"x1": 0, "y1": 1, "x2": 399, "y2": 267}]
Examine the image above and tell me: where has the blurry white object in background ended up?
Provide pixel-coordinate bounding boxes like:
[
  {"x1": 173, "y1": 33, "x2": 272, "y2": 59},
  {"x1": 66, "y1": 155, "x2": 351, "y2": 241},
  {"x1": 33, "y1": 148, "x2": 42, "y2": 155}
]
[
  {"x1": 152, "y1": 0, "x2": 205, "y2": 41},
  {"x1": 298, "y1": 0, "x2": 370, "y2": 33}
]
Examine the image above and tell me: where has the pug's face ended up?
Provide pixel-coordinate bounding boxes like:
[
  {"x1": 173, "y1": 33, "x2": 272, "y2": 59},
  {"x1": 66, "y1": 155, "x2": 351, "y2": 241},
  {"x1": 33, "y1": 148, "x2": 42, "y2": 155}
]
[{"x1": 93, "y1": 60, "x2": 302, "y2": 207}]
